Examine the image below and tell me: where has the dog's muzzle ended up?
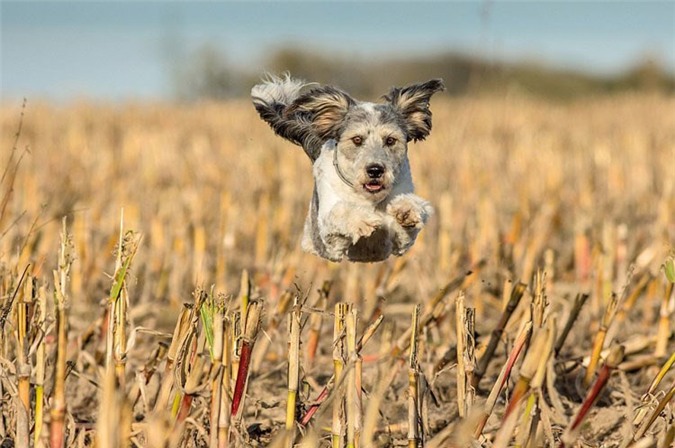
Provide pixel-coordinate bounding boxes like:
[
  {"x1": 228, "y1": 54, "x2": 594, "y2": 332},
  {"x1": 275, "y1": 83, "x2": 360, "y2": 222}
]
[
  {"x1": 333, "y1": 149, "x2": 387, "y2": 195},
  {"x1": 364, "y1": 163, "x2": 385, "y2": 193}
]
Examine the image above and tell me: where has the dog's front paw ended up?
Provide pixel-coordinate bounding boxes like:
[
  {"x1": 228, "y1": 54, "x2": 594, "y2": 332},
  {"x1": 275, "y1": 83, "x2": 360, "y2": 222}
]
[
  {"x1": 387, "y1": 195, "x2": 432, "y2": 230},
  {"x1": 394, "y1": 206, "x2": 422, "y2": 229},
  {"x1": 351, "y1": 215, "x2": 383, "y2": 243}
]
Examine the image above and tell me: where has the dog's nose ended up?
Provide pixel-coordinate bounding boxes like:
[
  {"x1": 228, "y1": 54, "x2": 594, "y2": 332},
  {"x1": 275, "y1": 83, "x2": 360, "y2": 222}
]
[{"x1": 366, "y1": 164, "x2": 384, "y2": 179}]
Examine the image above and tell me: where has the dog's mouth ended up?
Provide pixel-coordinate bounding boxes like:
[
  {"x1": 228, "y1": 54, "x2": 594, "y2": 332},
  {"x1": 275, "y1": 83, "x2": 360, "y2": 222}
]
[{"x1": 363, "y1": 181, "x2": 385, "y2": 194}]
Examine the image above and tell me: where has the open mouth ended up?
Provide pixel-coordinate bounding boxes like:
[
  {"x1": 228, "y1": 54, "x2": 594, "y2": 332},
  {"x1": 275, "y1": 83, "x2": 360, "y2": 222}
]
[{"x1": 363, "y1": 181, "x2": 385, "y2": 193}]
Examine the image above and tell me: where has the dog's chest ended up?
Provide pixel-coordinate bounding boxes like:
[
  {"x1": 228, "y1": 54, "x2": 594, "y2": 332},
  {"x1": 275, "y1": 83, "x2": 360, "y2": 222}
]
[{"x1": 312, "y1": 146, "x2": 364, "y2": 216}]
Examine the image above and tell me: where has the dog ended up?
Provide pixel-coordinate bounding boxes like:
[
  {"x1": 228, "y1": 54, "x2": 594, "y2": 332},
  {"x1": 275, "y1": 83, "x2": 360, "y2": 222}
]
[{"x1": 251, "y1": 74, "x2": 444, "y2": 262}]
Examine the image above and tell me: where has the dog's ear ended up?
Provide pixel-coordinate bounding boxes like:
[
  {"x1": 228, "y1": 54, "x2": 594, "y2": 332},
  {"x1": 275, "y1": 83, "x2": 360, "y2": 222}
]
[
  {"x1": 385, "y1": 79, "x2": 445, "y2": 142},
  {"x1": 286, "y1": 86, "x2": 355, "y2": 140}
]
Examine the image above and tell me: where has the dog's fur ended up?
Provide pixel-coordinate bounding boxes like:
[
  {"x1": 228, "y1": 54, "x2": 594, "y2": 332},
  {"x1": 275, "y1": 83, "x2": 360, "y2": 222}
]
[{"x1": 252, "y1": 74, "x2": 444, "y2": 262}]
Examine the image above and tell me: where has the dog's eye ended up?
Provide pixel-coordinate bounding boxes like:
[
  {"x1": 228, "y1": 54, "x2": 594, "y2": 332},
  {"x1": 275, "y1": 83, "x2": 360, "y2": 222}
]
[
  {"x1": 385, "y1": 136, "x2": 397, "y2": 146},
  {"x1": 351, "y1": 136, "x2": 363, "y2": 146}
]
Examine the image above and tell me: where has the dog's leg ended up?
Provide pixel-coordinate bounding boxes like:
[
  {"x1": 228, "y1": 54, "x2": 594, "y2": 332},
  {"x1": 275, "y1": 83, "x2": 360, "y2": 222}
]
[
  {"x1": 319, "y1": 202, "x2": 384, "y2": 260},
  {"x1": 386, "y1": 193, "x2": 433, "y2": 255},
  {"x1": 321, "y1": 233, "x2": 351, "y2": 262}
]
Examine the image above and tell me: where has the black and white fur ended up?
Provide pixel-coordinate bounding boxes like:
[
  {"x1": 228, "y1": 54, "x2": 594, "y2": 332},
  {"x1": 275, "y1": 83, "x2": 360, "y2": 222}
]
[{"x1": 252, "y1": 74, "x2": 444, "y2": 262}]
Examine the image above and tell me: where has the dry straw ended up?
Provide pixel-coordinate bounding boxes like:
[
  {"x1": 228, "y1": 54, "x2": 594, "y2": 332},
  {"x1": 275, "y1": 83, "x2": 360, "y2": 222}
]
[
  {"x1": 50, "y1": 218, "x2": 72, "y2": 448},
  {"x1": 285, "y1": 295, "x2": 301, "y2": 446},
  {"x1": 0, "y1": 94, "x2": 673, "y2": 447}
]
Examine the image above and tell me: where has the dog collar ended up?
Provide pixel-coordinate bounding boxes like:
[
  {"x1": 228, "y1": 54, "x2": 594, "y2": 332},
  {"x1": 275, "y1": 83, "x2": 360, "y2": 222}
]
[{"x1": 332, "y1": 148, "x2": 354, "y2": 188}]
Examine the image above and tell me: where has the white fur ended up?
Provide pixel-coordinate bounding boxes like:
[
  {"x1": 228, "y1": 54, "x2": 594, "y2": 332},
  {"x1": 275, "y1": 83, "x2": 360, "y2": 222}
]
[
  {"x1": 251, "y1": 74, "x2": 307, "y2": 106},
  {"x1": 314, "y1": 141, "x2": 370, "y2": 223},
  {"x1": 305, "y1": 140, "x2": 433, "y2": 261}
]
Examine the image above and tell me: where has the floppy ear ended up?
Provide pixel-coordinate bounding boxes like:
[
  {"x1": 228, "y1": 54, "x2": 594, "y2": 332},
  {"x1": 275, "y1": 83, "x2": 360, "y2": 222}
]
[
  {"x1": 286, "y1": 86, "x2": 355, "y2": 140},
  {"x1": 251, "y1": 75, "x2": 312, "y2": 147},
  {"x1": 385, "y1": 79, "x2": 445, "y2": 142}
]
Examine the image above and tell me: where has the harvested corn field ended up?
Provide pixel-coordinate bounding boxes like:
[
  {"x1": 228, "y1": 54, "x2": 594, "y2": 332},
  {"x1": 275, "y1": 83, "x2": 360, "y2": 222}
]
[{"x1": 0, "y1": 93, "x2": 673, "y2": 447}]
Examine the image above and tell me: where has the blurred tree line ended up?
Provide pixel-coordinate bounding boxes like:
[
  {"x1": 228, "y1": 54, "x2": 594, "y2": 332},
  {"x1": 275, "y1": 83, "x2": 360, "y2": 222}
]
[{"x1": 170, "y1": 45, "x2": 675, "y2": 102}]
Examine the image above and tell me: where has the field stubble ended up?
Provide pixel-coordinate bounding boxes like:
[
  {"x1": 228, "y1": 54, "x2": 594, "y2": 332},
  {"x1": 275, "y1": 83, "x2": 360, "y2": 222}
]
[{"x1": 0, "y1": 93, "x2": 673, "y2": 447}]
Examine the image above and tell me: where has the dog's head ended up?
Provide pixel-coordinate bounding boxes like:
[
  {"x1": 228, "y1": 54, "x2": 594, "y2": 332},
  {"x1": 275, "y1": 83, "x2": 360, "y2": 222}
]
[{"x1": 285, "y1": 79, "x2": 445, "y2": 202}]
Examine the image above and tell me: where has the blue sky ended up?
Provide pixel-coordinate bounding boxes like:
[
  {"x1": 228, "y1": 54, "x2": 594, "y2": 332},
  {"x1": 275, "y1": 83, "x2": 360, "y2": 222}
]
[{"x1": 1, "y1": 1, "x2": 674, "y2": 102}]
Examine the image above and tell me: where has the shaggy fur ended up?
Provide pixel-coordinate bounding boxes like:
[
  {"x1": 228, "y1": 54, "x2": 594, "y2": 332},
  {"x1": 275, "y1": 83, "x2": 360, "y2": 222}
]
[{"x1": 252, "y1": 74, "x2": 444, "y2": 262}]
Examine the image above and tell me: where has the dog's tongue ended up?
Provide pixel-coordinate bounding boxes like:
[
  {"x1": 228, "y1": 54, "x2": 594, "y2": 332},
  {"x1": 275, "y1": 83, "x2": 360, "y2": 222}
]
[{"x1": 365, "y1": 182, "x2": 383, "y2": 192}]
